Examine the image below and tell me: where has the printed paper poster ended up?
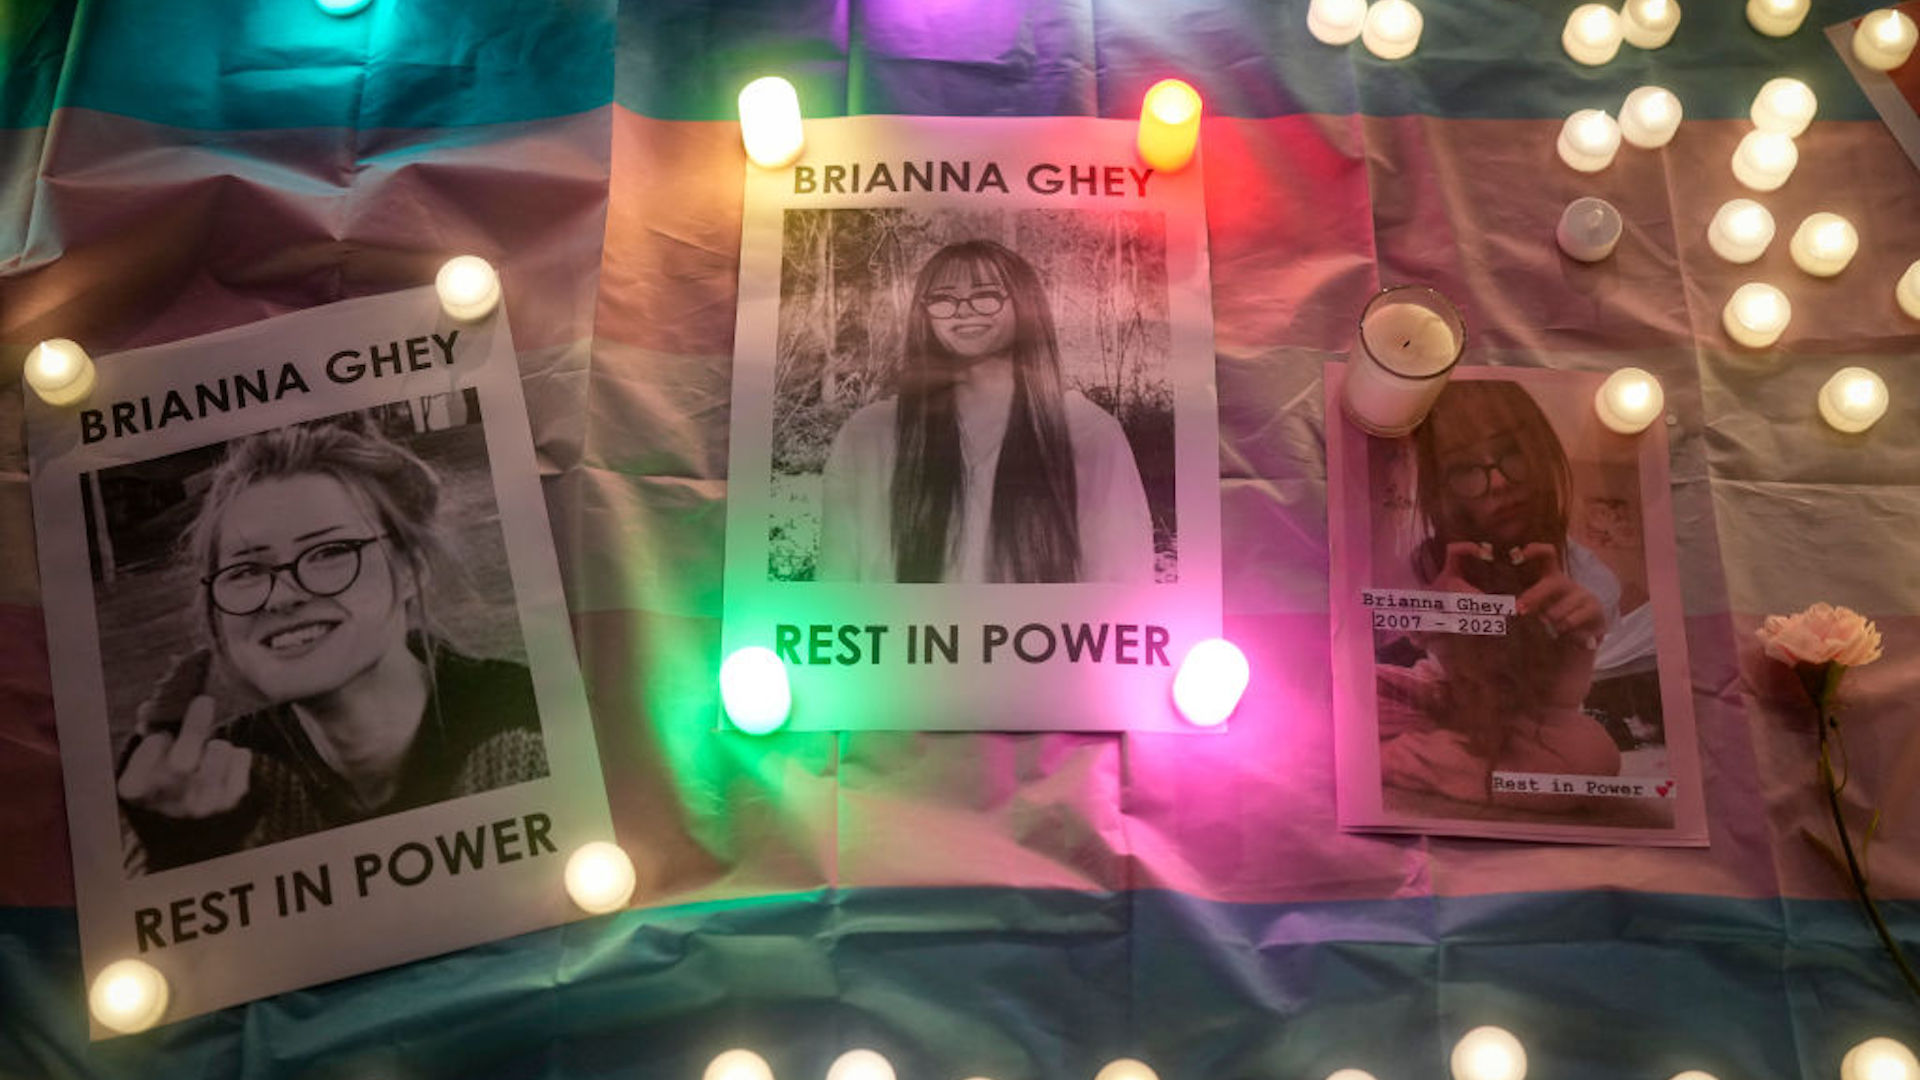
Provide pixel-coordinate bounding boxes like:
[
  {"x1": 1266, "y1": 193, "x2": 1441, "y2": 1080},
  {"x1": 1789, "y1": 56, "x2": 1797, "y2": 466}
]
[
  {"x1": 25, "y1": 287, "x2": 614, "y2": 1033},
  {"x1": 722, "y1": 116, "x2": 1223, "y2": 731},
  {"x1": 1327, "y1": 365, "x2": 1708, "y2": 845}
]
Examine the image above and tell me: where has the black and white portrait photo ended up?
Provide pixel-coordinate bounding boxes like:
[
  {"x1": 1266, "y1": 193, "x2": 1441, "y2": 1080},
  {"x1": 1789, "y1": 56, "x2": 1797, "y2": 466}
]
[
  {"x1": 88, "y1": 395, "x2": 546, "y2": 874},
  {"x1": 768, "y1": 208, "x2": 1176, "y2": 586}
]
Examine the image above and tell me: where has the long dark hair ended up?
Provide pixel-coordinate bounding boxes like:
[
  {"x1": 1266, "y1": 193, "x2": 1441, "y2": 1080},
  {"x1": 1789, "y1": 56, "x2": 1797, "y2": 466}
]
[
  {"x1": 889, "y1": 240, "x2": 1080, "y2": 582},
  {"x1": 1410, "y1": 380, "x2": 1573, "y2": 585}
]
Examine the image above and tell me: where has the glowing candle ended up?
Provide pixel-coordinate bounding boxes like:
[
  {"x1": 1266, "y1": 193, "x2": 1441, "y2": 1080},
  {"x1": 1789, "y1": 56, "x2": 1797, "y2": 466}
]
[
  {"x1": 1564, "y1": 4, "x2": 1624, "y2": 65},
  {"x1": 1325, "y1": 1072, "x2": 1380, "y2": 1080},
  {"x1": 1788, "y1": 213, "x2": 1859, "y2": 277},
  {"x1": 315, "y1": 0, "x2": 372, "y2": 15},
  {"x1": 1342, "y1": 285, "x2": 1466, "y2": 437},
  {"x1": 1666, "y1": 1073, "x2": 1721, "y2": 1080},
  {"x1": 1853, "y1": 9, "x2": 1919, "y2": 71},
  {"x1": 1557, "y1": 109, "x2": 1622, "y2": 172},
  {"x1": 1621, "y1": 0, "x2": 1681, "y2": 48},
  {"x1": 704, "y1": 1050, "x2": 776, "y2": 1080},
  {"x1": 1722, "y1": 282, "x2": 1791, "y2": 348},
  {"x1": 1595, "y1": 367, "x2": 1665, "y2": 434},
  {"x1": 1137, "y1": 79, "x2": 1202, "y2": 172},
  {"x1": 1362, "y1": 0, "x2": 1424, "y2": 59},
  {"x1": 24, "y1": 338, "x2": 97, "y2": 407},
  {"x1": 1842, "y1": 1037, "x2": 1920, "y2": 1080},
  {"x1": 1556, "y1": 197, "x2": 1623, "y2": 262},
  {"x1": 1819, "y1": 367, "x2": 1889, "y2": 433},
  {"x1": 563, "y1": 842, "x2": 637, "y2": 914},
  {"x1": 1094, "y1": 1061, "x2": 1162, "y2": 1080},
  {"x1": 1899, "y1": 260, "x2": 1920, "y2": 320},
  {"x1": 1750, "y1": 77, "x2": 1816, "y2": 136},
  {"x1": 1308, "y1": 0, "x2": 1367, "y2": 45},
  {"x1": 738, "y1": 76, "x2": 805, "y2": 169},
  {"x1": 720, "y1": 646, "x2": 792, "y2": 734},
  {"x1": 1619, "y1": 85, "x2": 1682, "y2": 148},
  {"x1": 1451, "y1": 1027, "x2": 1527, "y2": 1080},
  {"x1": 1731, "y1": 130, "x2": 1797, "y2": 192},
  {"x1": 1708, "y1": 200, "x2": 1775, "y2": 264},
  {"x1": 1172, "y1": 639, "x2": 1250, "y2": 727},
  {"x1": 436, "y1": 256, "x2": 502, "y2": 322},
  {"x1": 1746, "y1": 0, "x2": 1808, "y2": 36},
  {"x1": 89, "y1": 959, "x2": 169, "y2": 1034},
  {"x1": 827, "y1": 1050, "x2": 896, "y2": 1080}
]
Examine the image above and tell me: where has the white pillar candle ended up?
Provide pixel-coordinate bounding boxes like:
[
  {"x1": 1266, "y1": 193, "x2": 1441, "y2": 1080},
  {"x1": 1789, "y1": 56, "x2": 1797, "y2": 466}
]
[
  {"x1": 1788, "y1": 212, "x2": 1859, "y2": 277},
  {"x1": 1621, "y1": 0, "x2": 1681, "y2": 48},
  {"x1": 1450, "y1": 1027, "x2": 1527, "y2": 1080},
  {"x1": 1842, "y1": 1038, "x2": 1920, "y2": 1080},
  {"x1": 1746, "y1": 0, "x2": 1808, "y2": 36},
  {"x1": 1899, "y1": 259, "x2": 1920, "y2": 320},
  {"x1": 1341, "y1": 285, "x2": 1466, "y2": 437},
  {"x1": 435, "y1": 255, "x2": 502, "y2": 322},
  {"x1": 1619, "y1": 85, "x2": 1682, "y2": 148},
  {"x1": 1723, "y1": 282, "x2": 1791, "y2": 347},
  {"x1": 1731, "y1": 130, "x2": 1797, "y2": 191},
  {"x1": 1557, "y1": 109, "x2": 1622, "y2": 172},
  {"x1": 24, "y1": 338, "x2": 97, "y2": 407},
  {"x1": 1818, "y1": 367, "x2": 1889, "y2": 433},
  {"x1": 1362, "y1": 0, "x2": 1423, "y2": 59},
  {"x1": 1557, "y1": 197, "x2": 1623, "y2": 261},
  {"x1": 1707, "y1": 199, "x2": 1775, "y2": 264},
  {"x1": 1564, "y1": 4, "x2": 1625, "y2": 64},
  {"x1": 1595, "y1": 367, "x2": 1665, "y2": 433},
  {"x1": 1308, "y1": 0, "x2": 1367, "y2": 45},
  {"x1": 1853, "y1": 9, "x2": 1919, "y2": 71},
  {"x1": 1750, "y1": 77, "x2": 1816, "y2": 136},
  {"x1": 738, "y1": 76, "x2": 805, "y2": 168}
]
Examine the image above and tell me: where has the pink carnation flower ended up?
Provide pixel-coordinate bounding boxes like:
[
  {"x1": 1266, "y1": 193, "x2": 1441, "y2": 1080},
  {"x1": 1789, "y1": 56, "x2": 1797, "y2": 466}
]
[{"x1": 1757, "y1": 602, "x2": 1883, "y2": 669}]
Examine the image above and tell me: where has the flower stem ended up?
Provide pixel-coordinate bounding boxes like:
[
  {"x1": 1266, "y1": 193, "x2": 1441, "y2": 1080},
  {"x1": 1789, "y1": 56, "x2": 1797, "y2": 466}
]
[{"x1": 1819, "y1": 707, "x2": 1920, "y2": 1005}]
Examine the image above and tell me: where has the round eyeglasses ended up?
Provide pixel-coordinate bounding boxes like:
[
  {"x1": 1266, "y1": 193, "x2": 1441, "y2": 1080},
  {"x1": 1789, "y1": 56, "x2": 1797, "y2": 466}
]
[
  {"x1": 203, "y1": 535, "x2": 387, "y2": 616},
  {"x1": 921, "y1": 291, "x2": 1007, "y2": 319},
  {"x1": 1443, "y1": 450, "x2": 1532, "y2": 499}
]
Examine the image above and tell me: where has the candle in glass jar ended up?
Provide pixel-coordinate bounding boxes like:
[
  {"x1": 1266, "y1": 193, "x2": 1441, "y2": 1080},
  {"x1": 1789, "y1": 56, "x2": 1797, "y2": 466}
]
[
  {"x1": 1362, "y1": 0, "x2": 1424, "y2": 59},
  {"x1": 1564, "y1": 4, "x2": 1625, "y2": 64},
  {"x1": 1558, "y1": 109, "x2": 1622, "y2": 172},
  {"x1": 1788, "y1": 213, "x2": 1859, "y2": 277},
  {"x1": 1818, "y1": 367, "x2": 1889, "y2": 433},
  {"x1": 1595, "y1": 368, "x2": 1665, "y2": 434},
  {"x1": 1308, "y1": 0, "x2": 1367, "y2": 45},
  {"x1": 1750, "y1": 77, "x2": 1816, "y2": 136},
  {"x1": 1341, "y1": 286, "x2": 1466, "y2": 437},
  {"x1": 1899, "y1": 260, "x2": 1920, "y2": 320},
  {"x1": 1723, "y1": 282, "x2": 1791, "y2": 348},
  {"x1": 1619, "y1": 86, "x2": 1682, "y2": 148},
  {"x1": 1707, "y1": 199, "x2": 1775, "y2": 264},
  {"x1": 1621, "y1": 0, "x2": 1681, "y2": 48},
  {"x1": 1557, "y1": 197, "x2": 1623, "y2": 261},
  {"x1": 1731, "y1": 130, "x2": 1797, "y2": 191},
  {"x1": 1746, "y1": 0, "x2": 1808, "y2": 36},
  {"x1": 1853, "y1": 9, "x2": 1918, "y2": 71}
]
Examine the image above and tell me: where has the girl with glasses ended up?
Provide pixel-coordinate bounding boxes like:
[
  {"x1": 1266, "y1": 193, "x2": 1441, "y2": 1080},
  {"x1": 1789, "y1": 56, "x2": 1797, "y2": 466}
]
[
  {"x1": 116, "y1": 414, "x2": 546, "y2": 871},
  {"x1": 817, "y1": 239, "x2": 1154, "y2": 583},
  {"x1": 1377, "y1": 380, "x2": 1623, "y2": 810}
]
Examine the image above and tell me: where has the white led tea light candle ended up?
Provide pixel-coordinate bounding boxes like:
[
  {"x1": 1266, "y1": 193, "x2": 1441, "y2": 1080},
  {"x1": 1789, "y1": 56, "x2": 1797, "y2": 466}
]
[
  {"x1": 1751, "y1": 77, "x2": 1816, "y2": 136},
  {"x1": 314, "y1": 0, "x2": 372, "y2": 15},
  {"x1": 1900, "y1": 260, "x2": 1920, "y2": 320},
  {"x1": 1451, "y1": 1027, "x2": 1527, "y2": 1080},
  {"x1": 1747, "y1": 0, "x2": 1808, "y2": 36},
  {"x1": 1842, "y1": 1037, "x2": 1920, "y2": 1080},
  {"x1": 826, "y1": 1050, "x2": 896, "y2": 1080},
  {"x1": 1172, "y1": 638, "x2": 1251, "y2": 727},
  {"x1": 1621, "y1": 0, "x2": 1681, "y2": 49},
  {"x1": 1138, "y1": 79, "x2": 1203, "y2": 172},
  {"x1": 1708, "y1": 199, "x2": 1775, "y2": 264},
  {"x1": 704, "y1": 1049, "x2": 775, "y2": 1080},
  {"x1": 1362, "y1": 0, "x2": 1424, "y2": 60},
  {"x1": 563, "y1": 841, "x2": 637, "y2": 914},
  {"x1": 1595, "y1": 367, "x2": 1665, "y2": 434},
  {"x1": 89, "y1": 959, "x2": 169, "y2": 1034},
  {"x1": 436, "y1": 256, "x2": 502, "y2": 322},
  {"x1": 1620, "y1": 85, "x2": 1682, "y2": 148},
  {"x1": 1558, "y1": 109, "x2": 1622, "y2": 172},
  {"x1": 1667, "y1": 1072, "x2": 1721, "y2": 1080},
  {"x1": 1325, "y1": 1072, "x2": 1380, "y2": 1080},
  {"x1": 1556, "y1": 197, "x2": 1623, "y2": 262},
  {"x1": 24, "y1": 338, "x2": 97, "y2": 406},
  {"x1": 1723, "y1": 282, "x2": 1791, "y2": 347},
  {"x1": 719, "y1": 646, "x2": 792, "y2": 734},
  {"x1": 1819, "y1": 367, "x2": 1889, "y2": 433},
  {"x1": 738, "y1": 76, "x2": 805, "y2": 168},
  {"x1": 1853, "y1": 9, "x2": 1919, "y2": 72},
  {"x1": 1341, "y1": 285, "x2": 1466, "y2": 437},
  {"x1": 1789, "y1": 213, "x2": 1859, "y2": 277},
  {"x1": 1094, "y1": 1060, "x2": 1162, "y2": 1080},
  {"x1": 1308, "y1": 0, "x2": 1367, "y2": 45},
  {"x1": 1731, "y1": 130, "x2": 1797, "y2": 192},
  {"x1": 1564, "y1": 4, "x2": 1625, "y2": 65}
]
